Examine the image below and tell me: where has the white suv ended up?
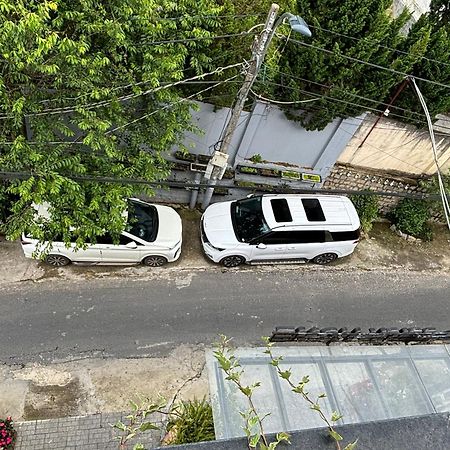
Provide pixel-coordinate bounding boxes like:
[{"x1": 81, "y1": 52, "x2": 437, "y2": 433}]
[
  {"x1": 201, "y1": 194, "x2": 360, "y2": 267},
  {"x1": 21, "y1": 198, "x2": 182, "y2": 267}
]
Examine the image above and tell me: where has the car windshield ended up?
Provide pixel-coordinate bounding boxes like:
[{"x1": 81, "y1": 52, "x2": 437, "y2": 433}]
[
  {"x1": 231, "y1": 196, "x2": 270, "y2": 242},
  {"x1": 127, "y1": 200, "x2": 158, "y2": 242}
]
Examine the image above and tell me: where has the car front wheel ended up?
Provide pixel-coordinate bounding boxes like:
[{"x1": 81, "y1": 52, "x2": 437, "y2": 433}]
[
  {"x1": 311, "y1": 253, "x2": 338, "y2": 265},
  {"x1": 45, "y1": 254, "x2": 71, "y2": 267},
  {"x1": 142, "y1": 255, "x2": 168, "y2": 267},
  {"x1": 220, "y1": 255, "x2": 245, "y2": 268}
]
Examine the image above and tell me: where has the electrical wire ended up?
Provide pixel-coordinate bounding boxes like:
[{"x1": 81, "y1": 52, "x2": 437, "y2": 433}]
[
  {"x1": 0, "y1": 170, "x2": 439, "y2": 201},
  {"x1": 249, "y1": 87, "x2": 320, "y2": 105},
  {"x1": 105, "y1": 74, "x2": 240, "y2": 135},
  {"x1": 409, "y1": 77, "x2": 450, "y2": 231},
  {"x1": 138, "y1": 31, "x2": 257, "y2": 46},
  {"x1": 0, "y1": 63, "x2": 243, "y2": 120},
  {"x1": 285, "y1": 37, "x2": 450, "y2": 91},
  {"x1": 307, "y1": 24, "x2": 450, "y2": 69},
  {"x1": 270, "y1": 66, "x2": 427, "y2": 120}
]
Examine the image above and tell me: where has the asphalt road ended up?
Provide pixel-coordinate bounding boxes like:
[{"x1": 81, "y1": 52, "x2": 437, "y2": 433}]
[{"x1": 1, "y1": 268, "x2": 450, "y2": 364}]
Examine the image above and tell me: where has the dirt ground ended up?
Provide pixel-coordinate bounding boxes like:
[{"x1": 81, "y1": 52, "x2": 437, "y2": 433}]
[
  {"x1": 0, "y1": 345, "x2": 208, "y2": 421},
  {"x1": 1, "y1": 209, "x2": 449, "y2": 421}
]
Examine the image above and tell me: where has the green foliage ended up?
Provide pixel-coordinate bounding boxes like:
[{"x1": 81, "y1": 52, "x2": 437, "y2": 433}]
[
  {"x1": 264, "y1": 0, "x2": 431, "y2": 130},
  {"x1": 350, "y1": 193, "x2": 379, "y2": 233},
  {"x1": 215, "y1": 335, "x2": 355, "y2": 450},
  {"x1": 420, "y1": 172, "x2": 450, "y2": 220},
  {"x1": 168, "y1": 398, "x2": 215, "y2": 444},
  {"x1": 0, "y1": 0, "x2": 223, "y2": 249},
  {"x1": 390, "y1": 198, "x2": 433, "y2": 240},
  {"x1": 396, "y1": 1, "x2": 450, "y2": 123},
  {"x1": 249, "y1": 154, "x2": 263, "y2": 163},
  {"x1": 110, "y1": 396, "x2": 165, "y2": 448}
]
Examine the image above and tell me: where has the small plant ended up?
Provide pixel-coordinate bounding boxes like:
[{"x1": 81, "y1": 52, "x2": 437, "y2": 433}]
[
  {"x1": 249, "y1": 154, "x2": 263, "y2": 163},
  {"x1": 389, "y1": 198, "x2": 433, "y2": 240},
  {"x1": 111, "y1": 396, "x2": 165, "y2": 449},
  {"x1": 0, "y1": 417, "x2": 16, "y2": 449},
  {"x1": 174, "y1": 150, "x2": 196, "y2": 162},
  {"x1": 281, "y1": 170, "x2": 300, "y2": 180},
  {"x1": 350, "y1": 193, "x2": 379, "y2": 234},
  {"x1": 165, "y1": 398, "x2": 215, "y2": 445},
  {"x1": 214, "y1": 336, "x2": 357, "y2": 450},
  {"x1": 239, "y1": 166, "x2": 259, "y2": 174}
]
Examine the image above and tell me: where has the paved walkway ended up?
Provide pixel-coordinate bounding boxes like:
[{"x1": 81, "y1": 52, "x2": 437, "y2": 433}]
[{"x1": 15, "y1": 412, "x2": 163, "y2": 449}]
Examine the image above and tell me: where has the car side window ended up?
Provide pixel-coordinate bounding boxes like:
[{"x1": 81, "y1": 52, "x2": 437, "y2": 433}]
[
  {"x1": 119, "y1": 234, "x2": 143, "y2": 246},
  {"x1": 95, "y1": 233, "x2": 114, "y2": 245},
  {"x1": 259, "y1": 232, "x2": 291, "y2": 245},
  {"x1": 259, "y1": 230, "x2": 327, "y2": 244}
]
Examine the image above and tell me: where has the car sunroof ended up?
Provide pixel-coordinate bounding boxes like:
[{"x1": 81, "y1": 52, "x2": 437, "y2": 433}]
[
  {"x1": 270, "y1": 198, "x2": 293, "y2": 222},
  {"x1": 302, "y1": 198, "x2": 326, "y2": 221}
]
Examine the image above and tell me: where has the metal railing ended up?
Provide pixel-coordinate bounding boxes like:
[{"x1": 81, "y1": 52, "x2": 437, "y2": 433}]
[{"x1": 269, "y1": 326, "x2": 450, "y2": 345}]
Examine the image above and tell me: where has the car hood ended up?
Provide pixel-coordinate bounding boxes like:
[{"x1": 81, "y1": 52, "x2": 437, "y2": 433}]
[
  {"x1": 202, "y1": 201, "x2": 240, "y2": 247},
  {"x1": 154, "y1": 204, "x2": 182, "y2": 247}
]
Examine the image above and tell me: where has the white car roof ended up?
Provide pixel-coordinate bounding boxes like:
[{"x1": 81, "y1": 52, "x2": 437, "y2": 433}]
[{"x1": 261, "y1": 194, "x2": 360, "y2": 231}]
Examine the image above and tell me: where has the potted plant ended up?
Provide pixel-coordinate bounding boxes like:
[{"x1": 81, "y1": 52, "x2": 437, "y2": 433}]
[{"x1": 0, "y1": 417, "x2": 16, "y2": 449}]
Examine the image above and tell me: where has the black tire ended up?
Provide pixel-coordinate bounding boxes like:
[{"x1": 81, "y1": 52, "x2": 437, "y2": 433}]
[
  {"x1": 311, "y1": 253, "x2": 338, "y2": 265},
  {"x1": 45, "y1": 254, "x2": 71, "y2": 267},
  {"x1": 142, "y1": 255, "x2": 168, "y2": 267},
  {"x1": 220, "y1": 255, "x2": 246, "y2": 268}
]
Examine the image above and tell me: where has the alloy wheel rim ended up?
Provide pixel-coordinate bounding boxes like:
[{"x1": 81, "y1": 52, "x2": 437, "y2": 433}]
[
  {"x1": 146, "y1": 256, "x2": 165, "y2": 267},
  {"x1": 224, "y1": 256, "x2": 242, "y2": 267},
  {"x1": 317, "y1": 253, "x2": 335, "y2": 264},
  {"x1": 47, "y1": 255, "x2": 69, "y2": 266}
]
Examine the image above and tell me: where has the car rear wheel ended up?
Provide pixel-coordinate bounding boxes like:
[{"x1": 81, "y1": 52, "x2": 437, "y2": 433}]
[
  {"x1": 142, "y1": 255, "x2": 168, "y2": 267},
  {"x1": 311, "y1": 253, "x2": 338, "y2": 265},
  {"x1": 45, "y1": 254, "x2": 71, "y2": 267},
  {"x1": 220, "y1": 255, "x2": 246, "y2": 268}
]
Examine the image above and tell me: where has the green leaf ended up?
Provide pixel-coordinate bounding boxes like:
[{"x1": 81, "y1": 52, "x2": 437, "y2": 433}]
[
  {"x1": 329, "y1": 430, "x2": 343, "y2": 441},
  {"x1": 331, "y1": 411, "x2": 343, "y2": 422},
  {"x1": 344, "y1": 439, "x2": 358, "y2": 450},
  {"x1": 279, "y1": 369, "x2": 291, "y2": 380},
  {"x1": 249, "y1": 433, "x2": 261, "y2": 448},
  {"x1": 139, "y1": 422, "x2": 159, "y2": 432}
]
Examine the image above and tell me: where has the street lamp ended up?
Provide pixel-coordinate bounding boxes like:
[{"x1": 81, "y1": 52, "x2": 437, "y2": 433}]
[{"x1": 200, "y1": 4, "x2": 312, "y2": 210}]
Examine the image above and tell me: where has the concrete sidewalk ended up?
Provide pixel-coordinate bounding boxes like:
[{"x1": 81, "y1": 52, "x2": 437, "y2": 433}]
[{"x1": 15, "y1": 412, "x2": 163, "y2": 450}]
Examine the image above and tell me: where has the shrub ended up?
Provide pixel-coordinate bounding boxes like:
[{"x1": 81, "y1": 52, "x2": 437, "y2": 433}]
[
  {"x1": 249, "y1": 154, "x2": 263, "y2": 163},
  {"x1": 167, "y1": 398, "x2": 215, "y2": 444},
  {"x1": 350, "y1": 193, "x2": 379, "y2": 233},
  {"x1": 0, "y1": 417, "x2": 16, "y2": 449},
  {"x1": 390, "y1": 198, "x2": 433, "y2": 240}
]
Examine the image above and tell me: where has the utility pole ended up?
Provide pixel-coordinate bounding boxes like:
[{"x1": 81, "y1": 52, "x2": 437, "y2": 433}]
[{"x1": 201, "y1": 3, "x2": 281, "y2": 210}]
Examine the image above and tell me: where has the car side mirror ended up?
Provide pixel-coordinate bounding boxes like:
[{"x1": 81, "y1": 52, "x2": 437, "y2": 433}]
[
  {"x1": 256, "y1": 243, "x2": 267, "y2": 249},
  {"x1": 246, "y1": 193, "x2": 254, "y2": 198},
  {"x1": 126, "y1": 241, "x2": 138, "y2": 249}
]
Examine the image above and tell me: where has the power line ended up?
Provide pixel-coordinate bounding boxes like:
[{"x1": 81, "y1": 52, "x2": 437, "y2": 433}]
[
  {"x1": 307, "y1": 24, "x2": 450, "y2": 69},
  {"x1": 139, "y1": 30, "x2": 257, "y2": 46},
  {"x1": 0, "y1": 171, "x2": 439, "y2": 201},
  {"x1": 105, "y1": 74, "x2": 240, "y2": 135},
  {"x1": 270, "y1": 67, "x2": 426, "y2": 120},
  {"x1": 409, "y1": 77, "x2": 450, "y2": 230},
  {"x1": 285, "y1": 37, "x2": 450, "y2": 91},
  {"x1": 0, "y1": 63, "x2": 243, "y2": 119}
]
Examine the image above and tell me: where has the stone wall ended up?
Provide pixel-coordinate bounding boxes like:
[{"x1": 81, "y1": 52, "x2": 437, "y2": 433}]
[{"x1": 323, "y1": 163, "x2": 429, "y2": 214}]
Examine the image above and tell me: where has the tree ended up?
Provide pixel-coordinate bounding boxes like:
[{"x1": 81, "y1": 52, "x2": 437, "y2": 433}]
[
  {"x1": 0, "y1": 0, "x2": 222, "y2": 246},
  {"x1": 395, "y1": 0, "x2": 450, "y2": 124},
  {"x1": 260, "y1": 0, "x2": 431, "y2": 130}
]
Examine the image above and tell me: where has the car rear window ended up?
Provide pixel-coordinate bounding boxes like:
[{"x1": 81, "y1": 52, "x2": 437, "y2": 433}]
[
  {"x1": 302, "y1": 198, "x2": 325, "y2": 221},
  {"x1": 270, "y1": 199, "x2": 292, "y2": 222}
]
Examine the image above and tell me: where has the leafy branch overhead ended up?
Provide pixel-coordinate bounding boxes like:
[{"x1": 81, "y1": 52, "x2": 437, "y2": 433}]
[{"x1": 0, "y1": 0, "x2": 223, "y2": 244}]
